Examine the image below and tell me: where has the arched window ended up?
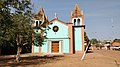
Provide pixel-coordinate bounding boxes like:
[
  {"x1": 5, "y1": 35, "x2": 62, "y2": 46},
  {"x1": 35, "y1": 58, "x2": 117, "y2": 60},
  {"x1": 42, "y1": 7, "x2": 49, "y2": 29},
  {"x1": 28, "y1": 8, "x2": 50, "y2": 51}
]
[
  {"x1": 77, "y1": 19, "x2": 80, "y2": 25},
  {"x1": 35, "y1": 20, "x2": 43, "y2": 28},
  {"x1": 74, "y1": 19, "x2": 76, "y2": 25},
  {"x1": 36, "y1": 21, "x2": 38, "y2": 27},
  {"x1": 39, "y1": 21, "x2": 42, "y2": 26}
]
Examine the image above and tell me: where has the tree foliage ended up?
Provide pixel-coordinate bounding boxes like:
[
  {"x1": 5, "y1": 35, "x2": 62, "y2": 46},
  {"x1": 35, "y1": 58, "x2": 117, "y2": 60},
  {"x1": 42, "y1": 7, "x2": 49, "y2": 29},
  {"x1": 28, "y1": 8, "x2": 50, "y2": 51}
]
[
  {"x1": 0, "y1": 0, "x2": 49, "y2": 56},
  {"x1": 0, "y1": 0, "x2": 34, "y2": 62},
  {"x1": 113, "y1": 39, "x2": 120, "y2": 43},
  {"x1": 90, "y1": 38, "x2": 98, "y2": 44},
  {"x1": 0, "y1": 0, "x2": 33, "y2": 46},
  {"x1": 84, "y1": 32, "x2": 89, "y2": 43}
]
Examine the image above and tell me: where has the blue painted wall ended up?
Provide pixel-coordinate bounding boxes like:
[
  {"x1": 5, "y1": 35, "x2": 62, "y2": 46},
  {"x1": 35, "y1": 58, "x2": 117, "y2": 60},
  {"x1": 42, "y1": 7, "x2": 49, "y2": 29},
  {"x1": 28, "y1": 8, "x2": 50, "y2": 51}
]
[
  {"x1": 62, "y1": 39, "x2": 69, "y2": 53},
  {"x1": 72, "y1": 17, "x2": 83, "y2": 51},
  {"x1": 41, "y1": 20, "x2": 70, "y2": 53},
  {"x1": 47, "y1": 20, "x2": 69, "y2": 38},
  {"x1": 41, "y1": 41, "x2": 48, "y2": 53},
  {"x1": 42, "y1": 39, "x2": 69, "y2": 53},
  {"x1": 34, "y1": 46, "x2": 39, "y2": 52},
  {"x1": 74, "y1": 27, "x2": 82, "y2": 51},
  {"x1": 33, "y1": 20, "x2": 42, "y2": 53}
]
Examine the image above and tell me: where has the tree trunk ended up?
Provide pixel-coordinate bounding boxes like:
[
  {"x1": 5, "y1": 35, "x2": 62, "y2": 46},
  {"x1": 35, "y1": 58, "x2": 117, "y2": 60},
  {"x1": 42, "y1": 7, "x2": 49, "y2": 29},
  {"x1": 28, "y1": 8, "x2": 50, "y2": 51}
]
[
  {"x1": 16, "y1": 45, "x2": 22, "y2": 63},
  {"x1": 16, "y1": 34, "x2": 22, "y2": 63}
]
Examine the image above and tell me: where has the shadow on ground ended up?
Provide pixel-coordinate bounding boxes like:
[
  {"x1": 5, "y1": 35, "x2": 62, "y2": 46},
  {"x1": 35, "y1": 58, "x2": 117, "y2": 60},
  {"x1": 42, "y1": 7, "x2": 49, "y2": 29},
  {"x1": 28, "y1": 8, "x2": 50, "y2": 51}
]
[
  {"x1": 87, "y1": 50, "x2": 93, "y2": 53},
  {"x1": 0, "y1": 55, "x2": 63, "y2": 66}
]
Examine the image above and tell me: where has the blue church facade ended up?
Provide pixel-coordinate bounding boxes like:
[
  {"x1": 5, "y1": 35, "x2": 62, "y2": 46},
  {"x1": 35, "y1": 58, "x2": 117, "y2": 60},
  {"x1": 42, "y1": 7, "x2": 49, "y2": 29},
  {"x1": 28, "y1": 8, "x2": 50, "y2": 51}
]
[{"x1": 32, "y1": 4, "x2": 85, "y2": 54}]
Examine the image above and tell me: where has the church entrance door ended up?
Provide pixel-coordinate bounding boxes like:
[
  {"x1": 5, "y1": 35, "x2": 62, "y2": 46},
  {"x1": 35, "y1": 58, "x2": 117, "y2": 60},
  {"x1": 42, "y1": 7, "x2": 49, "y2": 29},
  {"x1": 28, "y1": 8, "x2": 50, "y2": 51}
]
[{"x1": 52, "y1": 41, "x2": 59, "y2": 53}]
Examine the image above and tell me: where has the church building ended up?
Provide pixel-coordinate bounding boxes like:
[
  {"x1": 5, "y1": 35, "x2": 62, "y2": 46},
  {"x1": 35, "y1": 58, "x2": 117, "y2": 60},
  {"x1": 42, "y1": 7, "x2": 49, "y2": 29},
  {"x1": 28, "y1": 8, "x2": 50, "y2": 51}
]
[{"x1": 32, "y1": 4, "x2": 85, "y2": 54}]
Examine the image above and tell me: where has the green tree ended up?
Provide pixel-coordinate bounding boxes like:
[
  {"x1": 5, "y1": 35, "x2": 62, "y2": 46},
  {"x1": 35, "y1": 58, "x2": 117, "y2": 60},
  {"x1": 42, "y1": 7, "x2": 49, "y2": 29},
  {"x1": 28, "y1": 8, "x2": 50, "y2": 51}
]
[
  {"x1": 84, "y1": 32, "x2": 89, "y2": 43},
  {"x1": 0, "y1": 0, "x2": 49, "y2": 63},
  {"x1": 113, "y1": 39, "x2": 120, "y2": 43},
  {"x1": 90, "y1": 38, "x2": 98, "y2": 44},
  {"x1": 0, "y1": 0, "x2": 16, "y2": 54},
  {"x1": 12, "y1": 0, "x2": 33, "y2": 63},
  {"x1": 0, "y1": 0, "x2": 33, "y2": 62}
]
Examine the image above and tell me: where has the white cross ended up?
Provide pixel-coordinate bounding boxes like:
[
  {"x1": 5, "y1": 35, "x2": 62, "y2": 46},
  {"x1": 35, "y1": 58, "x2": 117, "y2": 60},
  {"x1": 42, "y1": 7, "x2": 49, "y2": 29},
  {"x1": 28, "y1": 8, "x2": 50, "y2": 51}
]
[{"x1": 55, "y1": 12, "x2": 57, "y2": 18}]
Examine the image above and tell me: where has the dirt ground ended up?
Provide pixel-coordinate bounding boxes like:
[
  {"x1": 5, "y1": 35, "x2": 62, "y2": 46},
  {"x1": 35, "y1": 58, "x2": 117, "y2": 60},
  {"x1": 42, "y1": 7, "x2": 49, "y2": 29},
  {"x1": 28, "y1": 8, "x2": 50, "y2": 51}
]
[{"x1": 0, "y1": 49, "x2": 120, "y2": 67}]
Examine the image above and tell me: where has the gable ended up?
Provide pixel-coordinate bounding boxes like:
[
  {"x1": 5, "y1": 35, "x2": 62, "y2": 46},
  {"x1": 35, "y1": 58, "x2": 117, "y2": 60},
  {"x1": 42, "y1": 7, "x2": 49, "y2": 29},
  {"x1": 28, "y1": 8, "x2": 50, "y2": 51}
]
[
  {"x1": 49, "y1": 18, "x2": 68, "y2": 26},
  {"x1": 46, "y1": 19, "x2": 69, "y2": 38}
]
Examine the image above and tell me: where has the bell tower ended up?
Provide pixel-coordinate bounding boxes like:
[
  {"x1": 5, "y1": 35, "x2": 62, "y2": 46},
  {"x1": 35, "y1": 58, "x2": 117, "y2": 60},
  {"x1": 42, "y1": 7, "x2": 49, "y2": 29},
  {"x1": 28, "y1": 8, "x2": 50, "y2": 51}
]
[
  {"x1": 32, "y1": 7, "x2": 48, "y2": 53},
  {"x1": 70, "y1": 4, "x2": 85, "y2": 53}
]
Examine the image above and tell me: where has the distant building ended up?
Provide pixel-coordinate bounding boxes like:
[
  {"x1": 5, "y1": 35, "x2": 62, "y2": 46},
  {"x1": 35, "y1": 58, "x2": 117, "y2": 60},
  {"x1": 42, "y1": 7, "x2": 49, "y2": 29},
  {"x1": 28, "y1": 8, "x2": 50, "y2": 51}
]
[
  {"x1": 111, "y1": 39, "x2": 120, "y2": 50},
  {"x1": 112, "y1": 42, "x2": 120, "y2": 47},
  {"x1": 104, "y1": 41, "x2": 111, "y2": 50},
  {"x1": 31, "y1": 4, "x2": 85, "y2": 54}
]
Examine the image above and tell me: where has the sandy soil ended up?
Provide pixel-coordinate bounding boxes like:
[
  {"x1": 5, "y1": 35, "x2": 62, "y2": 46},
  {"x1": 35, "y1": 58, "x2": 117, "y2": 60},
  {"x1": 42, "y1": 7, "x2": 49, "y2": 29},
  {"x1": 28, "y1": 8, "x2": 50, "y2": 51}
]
[
  {"x1": 0, "y1": 49, "x2": 120, "y2": 67},
  {"x1": 38, "y1": 50, "x2": 120, "y2": 67}
]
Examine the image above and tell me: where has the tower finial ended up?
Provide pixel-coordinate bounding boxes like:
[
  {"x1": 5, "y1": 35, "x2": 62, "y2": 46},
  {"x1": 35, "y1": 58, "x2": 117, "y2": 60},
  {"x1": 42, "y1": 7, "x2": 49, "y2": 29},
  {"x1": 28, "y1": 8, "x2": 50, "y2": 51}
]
[
  {"x1": 81, "y1": 10, "x2": 84, "y2": 15},
  {"x1": 72, "y1": 3, "x2": 81, "y2": 17},
  {"x1": 70, "y1": 11, "x2": 73, "y2": 16}
]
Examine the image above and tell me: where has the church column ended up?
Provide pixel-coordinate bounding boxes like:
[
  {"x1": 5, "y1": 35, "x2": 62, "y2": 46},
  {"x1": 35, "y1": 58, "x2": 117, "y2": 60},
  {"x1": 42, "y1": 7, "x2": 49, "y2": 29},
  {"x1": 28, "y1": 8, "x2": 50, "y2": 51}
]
[
  {"x1": 68, "y1": 23, "x2": 73, "y2": 54},
  {"x1": 81, "y1": 15, "x2": 85, "y2": 52}
]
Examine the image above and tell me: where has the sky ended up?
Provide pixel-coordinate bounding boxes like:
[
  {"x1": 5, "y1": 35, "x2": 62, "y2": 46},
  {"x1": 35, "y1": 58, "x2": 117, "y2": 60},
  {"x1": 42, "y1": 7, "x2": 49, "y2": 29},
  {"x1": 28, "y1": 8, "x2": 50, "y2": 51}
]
[{"x1": 31, "y1": 0, "x2": 120, "y2": 41}]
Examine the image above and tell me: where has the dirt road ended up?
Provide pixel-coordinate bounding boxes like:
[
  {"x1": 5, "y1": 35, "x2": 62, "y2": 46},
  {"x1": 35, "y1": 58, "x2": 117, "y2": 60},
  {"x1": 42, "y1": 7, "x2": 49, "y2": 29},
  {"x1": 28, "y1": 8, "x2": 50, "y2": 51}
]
[
  {"x1": 32, "y1": 50, "x2": 120, "y2": 67},
  {"x1": 0, "y1": 49, "x2": 120, "y2": 67}
]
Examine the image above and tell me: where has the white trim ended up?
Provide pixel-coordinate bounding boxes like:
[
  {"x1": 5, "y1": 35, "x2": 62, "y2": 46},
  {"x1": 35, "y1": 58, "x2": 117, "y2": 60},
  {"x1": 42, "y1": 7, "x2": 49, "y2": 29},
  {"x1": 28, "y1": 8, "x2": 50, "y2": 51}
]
[
  {"x1": 61, "y1": 40, "x2": 63, "y2": 53},
  {"x1": 72, "y1": 17, "x2": 82, "y2": 26},
  {"x1": 59, "y1": 41, "x2": 62, "y2": 53},
  {"x1": 48, "y1": 40, "x2": 50, "y2": 53}
]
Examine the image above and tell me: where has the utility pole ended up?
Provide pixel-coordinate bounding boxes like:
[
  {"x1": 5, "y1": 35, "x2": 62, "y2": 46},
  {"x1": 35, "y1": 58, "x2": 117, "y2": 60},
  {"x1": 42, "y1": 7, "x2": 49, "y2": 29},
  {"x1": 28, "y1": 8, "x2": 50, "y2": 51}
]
[{"x1": 81, "y1": 43, "x2": 90, "y2": 61}]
